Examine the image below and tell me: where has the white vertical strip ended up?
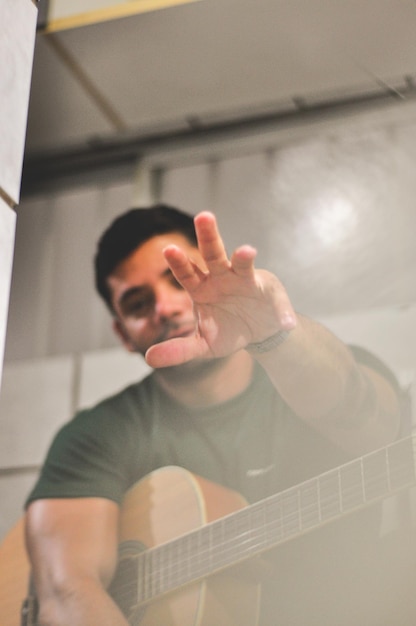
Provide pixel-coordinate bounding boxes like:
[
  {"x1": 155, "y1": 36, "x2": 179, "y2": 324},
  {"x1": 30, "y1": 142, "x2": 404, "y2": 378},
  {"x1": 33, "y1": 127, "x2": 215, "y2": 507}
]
[
  {"x1": 0, "y1": 0, "x2": 37, "y2": 204},
  {"x1": 0, "y1": 201, "x2": 16, "y2": 389},
  {"x1": 131, "y1": 161, "x2": 155, "y2": 206}
]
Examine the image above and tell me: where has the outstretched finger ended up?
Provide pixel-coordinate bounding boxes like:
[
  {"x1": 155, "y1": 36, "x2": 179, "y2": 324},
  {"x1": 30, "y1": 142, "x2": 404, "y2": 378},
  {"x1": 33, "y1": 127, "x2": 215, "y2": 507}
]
[
  {"x1": 163, "y1": 245, "x2": 206, "y2": 292},
  {"x1": 230, "y1": 245, "x2": 257, "y2": 277},
  {"x1": 194, "y1": 212, "x2": 230, "y2": 275}
]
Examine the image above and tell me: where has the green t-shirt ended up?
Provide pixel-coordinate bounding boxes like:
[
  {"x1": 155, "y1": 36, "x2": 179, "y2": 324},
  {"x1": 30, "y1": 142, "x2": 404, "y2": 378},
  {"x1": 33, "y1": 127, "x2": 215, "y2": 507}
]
[
  {"x1": 27, "y1": 362, "x2": 352, "y2": 507},
  {"x1": 26, "y1": 354, "x2": 413, "y2": 625}
]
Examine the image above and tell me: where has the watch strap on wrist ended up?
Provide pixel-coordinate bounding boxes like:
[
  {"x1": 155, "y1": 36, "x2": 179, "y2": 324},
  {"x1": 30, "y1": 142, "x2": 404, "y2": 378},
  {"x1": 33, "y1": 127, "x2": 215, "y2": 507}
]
[{"x1": 246, "y1": 329, "x2": 291, "y2": 354}]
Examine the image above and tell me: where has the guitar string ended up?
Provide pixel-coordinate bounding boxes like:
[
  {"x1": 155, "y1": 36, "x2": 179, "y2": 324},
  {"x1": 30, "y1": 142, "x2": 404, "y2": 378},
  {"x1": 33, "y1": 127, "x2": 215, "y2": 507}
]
[
  {"x1": 112, "y1": 437, "x2": 416, "y2": 607},
  {"x1": 114, "y1": 465, "x2": 414, "y2": 609},
  {"x1": 114, "y1": 440, "x2": 416, "y2": 606}
]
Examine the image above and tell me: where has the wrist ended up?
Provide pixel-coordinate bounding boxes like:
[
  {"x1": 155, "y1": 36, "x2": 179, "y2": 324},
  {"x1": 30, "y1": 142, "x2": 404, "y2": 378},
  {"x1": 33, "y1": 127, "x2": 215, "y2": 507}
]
[{"x1": 246, "y1": 329, "x2": 291, "y2": 355}]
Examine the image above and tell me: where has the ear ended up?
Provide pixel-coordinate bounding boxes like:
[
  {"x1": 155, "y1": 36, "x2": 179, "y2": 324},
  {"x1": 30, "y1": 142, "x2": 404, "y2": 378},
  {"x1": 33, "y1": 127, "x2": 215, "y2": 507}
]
[{"x1": 112, "y1": 318, "x2": 136, "y2": 352}]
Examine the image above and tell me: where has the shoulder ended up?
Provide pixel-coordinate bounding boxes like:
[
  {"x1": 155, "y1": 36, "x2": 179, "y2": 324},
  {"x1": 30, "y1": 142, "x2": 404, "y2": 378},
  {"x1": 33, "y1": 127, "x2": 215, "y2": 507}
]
[
  {"x1": 48, "y1": 373, "x2": 157, "y2": 456},
  {"x1": 26, "y1": 374, "x2": 158, "y2": 506}
]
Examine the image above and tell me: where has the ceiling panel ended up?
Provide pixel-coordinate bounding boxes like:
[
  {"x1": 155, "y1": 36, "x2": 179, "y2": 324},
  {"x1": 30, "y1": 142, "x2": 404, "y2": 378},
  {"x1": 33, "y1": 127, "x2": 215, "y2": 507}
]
[
  {"x1": 26, "y1": 36, "x2": 115, "y2": 152},
  {"x1": 25, "y1": 0, "x2": 416, "y2": 159}
]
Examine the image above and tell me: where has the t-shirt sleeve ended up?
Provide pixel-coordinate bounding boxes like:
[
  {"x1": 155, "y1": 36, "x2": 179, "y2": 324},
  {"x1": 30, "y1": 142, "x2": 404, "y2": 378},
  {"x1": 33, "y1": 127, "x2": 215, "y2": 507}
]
[
  {"x1": 349, "y1": 345, "x2": 400, "y2": 391},
  {"x1": 26, "y1": 405, "x2": 135, "y2": 507},
  {"x1": 349, "y1": 344, "x2": 411, "y2": 435}
]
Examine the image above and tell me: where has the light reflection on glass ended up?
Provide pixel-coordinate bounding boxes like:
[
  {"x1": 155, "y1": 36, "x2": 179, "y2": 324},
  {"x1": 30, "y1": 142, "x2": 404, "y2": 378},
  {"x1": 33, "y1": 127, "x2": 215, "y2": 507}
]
[{"x1": 310, "y1": 194, "x2": 357, "y2": 248}]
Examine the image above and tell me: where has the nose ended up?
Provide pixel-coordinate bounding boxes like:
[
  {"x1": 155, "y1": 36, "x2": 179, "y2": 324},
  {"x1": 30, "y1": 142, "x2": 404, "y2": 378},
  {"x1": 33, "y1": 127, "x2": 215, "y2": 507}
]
[{"x1": 153, "y1": 284, "x2": 183, "y2": 320}]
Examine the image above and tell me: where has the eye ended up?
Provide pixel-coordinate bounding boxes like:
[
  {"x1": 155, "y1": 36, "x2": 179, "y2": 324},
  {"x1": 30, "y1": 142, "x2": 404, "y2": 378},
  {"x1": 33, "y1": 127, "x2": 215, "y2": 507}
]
[
  {"x1": 128, "y1": 300, "x2": 151, "y2": 316},
  {"x1": 121, "y1": 291, "x2": 155, "y2": 318}
]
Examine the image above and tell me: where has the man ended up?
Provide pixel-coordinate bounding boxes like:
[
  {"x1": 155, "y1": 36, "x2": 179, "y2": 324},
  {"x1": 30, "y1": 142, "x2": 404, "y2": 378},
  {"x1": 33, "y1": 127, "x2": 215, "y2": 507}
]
[{"x1": 25, "y1": 205, "x2": 409, "y2": 625}]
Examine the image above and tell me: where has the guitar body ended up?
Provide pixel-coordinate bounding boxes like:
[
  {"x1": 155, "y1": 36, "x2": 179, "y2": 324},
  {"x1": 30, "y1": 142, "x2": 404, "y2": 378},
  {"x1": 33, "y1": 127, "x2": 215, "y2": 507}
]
[
  {"x1": 1, "y1": 436, "x2": 415, "y2": 625},
  {"x1": 0, "y1": 516, "x2": 30, "y2": 626},
  {"x1": 0, "y1": 467, "x2": 261, "y2": 626},
  {"x1": 112, "y1": 466, "x2": 261, "y2": 626}
]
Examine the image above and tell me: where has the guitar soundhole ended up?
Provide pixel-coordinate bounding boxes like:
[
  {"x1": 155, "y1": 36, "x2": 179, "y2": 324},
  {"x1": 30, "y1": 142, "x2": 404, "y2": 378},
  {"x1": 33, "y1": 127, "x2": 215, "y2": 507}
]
[{"x1": 109, "y1": 540, "x2": 146, "y2": 626}]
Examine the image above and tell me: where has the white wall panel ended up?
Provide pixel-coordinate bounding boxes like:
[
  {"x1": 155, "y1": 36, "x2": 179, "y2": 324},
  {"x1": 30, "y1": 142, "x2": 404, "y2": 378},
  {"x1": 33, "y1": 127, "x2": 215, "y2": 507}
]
[
  {"x1": 0, "y1": 348, "x2": 149, "y2": 539},
  {"x1": 5, "y1": 194, "x2": 56, "y2": 361},
  {"x1": 0, "y1": 472, "x2": 37, "y2": 541},
  {"x1": 0, "y1": 355, "x2": 74, "y2": 468},
  {"x1": 46, "y1": 186, "x2": 106, "y2": 356},
  {"x1": 0, "y1": 200, "x2": 16, "y2": 388},
  {"x1": 5, "y1": 179, "x2": 134, "y2": 361},
  {"x1": 9, "y1": 110, "x2": 416, "y2": 364},
  {"x1": 214, "y1": 152, "x2": 276, "y2": 269},
  {"x1": 160, "y1": 154, "x2": 276, "y2": 268},
  {"x1": 161, "y1": 122, "x2": 416, "y2": 320},
  {"x1": 77, "y1": 347, "x2": 150, "y2": 410},
  {"x1": 263, "y1": 123, "x2": 416, "y2": 316},
  {"x1": 87, "y1": 180, "x2": 137, "y2": 348},
  {"x1": 0, "y1": 0, "x2": 37, "y2": 204},
  {"x1": 161, "y1": 162, "x2": 211, "y2": 216}
]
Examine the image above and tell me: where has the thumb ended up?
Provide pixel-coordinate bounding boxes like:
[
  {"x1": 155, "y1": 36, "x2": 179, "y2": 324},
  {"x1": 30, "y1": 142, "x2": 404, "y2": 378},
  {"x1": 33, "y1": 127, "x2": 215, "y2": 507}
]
[{"x1": 145, "y1": 335, "x2": 210, "y2": 368}]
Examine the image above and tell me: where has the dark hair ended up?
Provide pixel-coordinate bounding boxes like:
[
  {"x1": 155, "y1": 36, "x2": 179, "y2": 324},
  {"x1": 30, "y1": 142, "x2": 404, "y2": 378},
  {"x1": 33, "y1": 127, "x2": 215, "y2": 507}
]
[{"x1": 94, "y1": 204, "x2": 197, "y2": 311}]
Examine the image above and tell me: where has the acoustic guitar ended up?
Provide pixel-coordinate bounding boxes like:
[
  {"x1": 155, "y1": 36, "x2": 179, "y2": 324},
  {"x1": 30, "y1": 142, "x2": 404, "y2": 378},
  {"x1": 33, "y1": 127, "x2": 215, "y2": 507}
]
[{"x1": 1, "y1": 434, "x2": 415, "y2": 626}]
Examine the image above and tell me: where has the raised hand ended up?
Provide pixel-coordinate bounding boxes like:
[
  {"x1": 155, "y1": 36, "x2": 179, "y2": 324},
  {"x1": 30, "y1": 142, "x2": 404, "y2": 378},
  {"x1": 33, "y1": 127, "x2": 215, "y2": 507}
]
[{"x1": 145, "y1": 211, "x2": 297, "y2": 368}]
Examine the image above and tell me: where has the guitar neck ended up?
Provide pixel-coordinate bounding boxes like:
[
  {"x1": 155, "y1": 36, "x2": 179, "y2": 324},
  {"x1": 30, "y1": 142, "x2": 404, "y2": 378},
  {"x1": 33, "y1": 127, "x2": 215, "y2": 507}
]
[{"x1": 126, "y1": 434, "x2": 416, "y2": 606}]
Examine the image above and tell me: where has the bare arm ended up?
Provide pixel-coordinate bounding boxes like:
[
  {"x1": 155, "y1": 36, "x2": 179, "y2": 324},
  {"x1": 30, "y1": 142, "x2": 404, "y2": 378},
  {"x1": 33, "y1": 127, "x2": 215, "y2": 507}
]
[
  {"x1": 145, "y1": 211, "x2": 401, "y2": 455},
  {"x1": 25, "y1": 498, "x2": 129, "y2": 626},
  {"x1": 252, "y1": 314, "x2": 400, "y2": 454}
]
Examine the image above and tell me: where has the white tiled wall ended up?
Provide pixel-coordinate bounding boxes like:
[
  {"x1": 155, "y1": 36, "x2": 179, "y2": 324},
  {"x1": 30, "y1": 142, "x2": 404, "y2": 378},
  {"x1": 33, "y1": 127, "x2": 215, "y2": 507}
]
[
  {"x1": 78, "y1": 347, "x2": 151, "y2": 410},
  {"x1": 0, "y1": 356, "x2": 74, "y2": 468},
  {"x1": 7, "y1": 107, "x2": 416, "y2": 362},
  {"x1": 0, "y1": 355, "x2": 74, "y2": 536},
  {"x1": 0, "y1": 348, "x2": 151, "y2": 540},
  {"x1": 5, "y1": 179, "x2": 134, "y2": 361},
  {"x1": 0, "y1": 473, "x2": 38, "y2": 541},
  {"x1": 2, "y1": 102, "x2": 416, "y2": 542},
  {"x1": 1, "y1": 302, "x2": 415, "y2": 540}
]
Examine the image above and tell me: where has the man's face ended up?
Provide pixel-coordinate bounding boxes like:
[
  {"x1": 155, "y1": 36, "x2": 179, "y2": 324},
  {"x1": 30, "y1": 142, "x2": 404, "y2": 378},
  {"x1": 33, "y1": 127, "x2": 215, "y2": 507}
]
[{"x1": 107, "y1": 233, "x2": 201, "y2": 356}]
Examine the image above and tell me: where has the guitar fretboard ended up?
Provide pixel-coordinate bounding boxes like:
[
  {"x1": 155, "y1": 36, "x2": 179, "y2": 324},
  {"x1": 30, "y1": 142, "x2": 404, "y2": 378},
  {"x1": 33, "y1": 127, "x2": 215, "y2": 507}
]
[{"x1": 114, "y1": 434, "x2": 416, "y2": 611}]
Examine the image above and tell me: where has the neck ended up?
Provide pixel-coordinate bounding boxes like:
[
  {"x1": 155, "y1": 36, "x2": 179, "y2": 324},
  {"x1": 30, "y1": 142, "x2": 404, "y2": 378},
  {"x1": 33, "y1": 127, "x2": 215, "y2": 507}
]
[{"x1": 153, "y1": 350, "x2": 254, "y2": 408}]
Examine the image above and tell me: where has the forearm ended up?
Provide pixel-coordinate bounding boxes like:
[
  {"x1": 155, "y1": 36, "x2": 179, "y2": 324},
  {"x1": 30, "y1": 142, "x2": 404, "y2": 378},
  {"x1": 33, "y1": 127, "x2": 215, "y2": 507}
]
[
  {"x1": 37, "y1": 578, "x2": 129, "y2": 626},
  {"x1": 253, "y1": 314, "x2": 356, "y2": 419},
  {"x1": 26, "y1": 498, "x2": 128, "y2": 626},
  {"x1": 252, "y1": 314, "x2": 401, "y2": 454}
]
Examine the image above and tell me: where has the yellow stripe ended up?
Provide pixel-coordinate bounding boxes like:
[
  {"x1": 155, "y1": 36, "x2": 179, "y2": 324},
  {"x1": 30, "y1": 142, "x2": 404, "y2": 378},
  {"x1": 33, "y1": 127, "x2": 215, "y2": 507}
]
[{"x1": 45, "y1": 0, "x2": 200, "y2": 33}]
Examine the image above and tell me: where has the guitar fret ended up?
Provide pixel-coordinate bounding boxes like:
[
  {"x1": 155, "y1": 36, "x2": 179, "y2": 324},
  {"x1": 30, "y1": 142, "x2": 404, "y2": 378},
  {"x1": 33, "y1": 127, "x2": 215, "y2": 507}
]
[
  {"x1": 210, "y1": 510, "x2": 260, "y2": 570},
  {"x1": 194, "y1": 524, "x2": 210, "y2": 578},
  {"x1": 144, "y1": 550, "x2": 151, "y2": 601},
  {"x1": 137, "y1": 549, "x2": 145, "y2": 603},
  {"x1": 319, "y1": 470, "x2": 342, "y2": 520},
  {"x1": 299, "y1": 478, "x2": 321, "y2": 530},
  {"x1": 340, "y1": 459, "x2": 366, "y2": 510}
]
